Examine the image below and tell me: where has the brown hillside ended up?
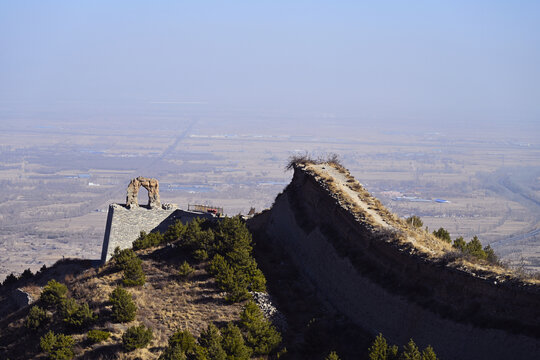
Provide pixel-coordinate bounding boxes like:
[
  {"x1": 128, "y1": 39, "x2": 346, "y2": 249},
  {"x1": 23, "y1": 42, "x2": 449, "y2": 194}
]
[{"x1": 0, "y1": 246, "x2": 242, "y2": 359}]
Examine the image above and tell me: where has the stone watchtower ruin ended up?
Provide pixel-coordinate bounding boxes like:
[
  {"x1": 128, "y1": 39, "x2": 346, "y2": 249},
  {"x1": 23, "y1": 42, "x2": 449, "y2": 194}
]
[
  {"x1": 101, "y1": 176, "x2": 217, "y2": 263},
  {"x1": 126, "y1": 176, "x2": 161, "y2": 209}
]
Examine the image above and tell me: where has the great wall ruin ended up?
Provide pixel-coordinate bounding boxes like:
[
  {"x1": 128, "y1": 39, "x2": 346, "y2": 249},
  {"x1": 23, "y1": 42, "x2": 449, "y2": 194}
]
[
  {"x1": 248, "y1": 162, "x2": 540, "y2": 360},
  {"x1": 87, "y1": 171, "x2": 540, "y2": 358},
  {"x1": 100, "y1": 177, "x2": 217, "y2": 263}
]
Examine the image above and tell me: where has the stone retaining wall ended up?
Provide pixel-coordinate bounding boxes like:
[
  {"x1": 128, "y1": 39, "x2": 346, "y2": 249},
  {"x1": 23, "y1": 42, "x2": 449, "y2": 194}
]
[{"x1": 100, "y1": 204, "x2": 216, "y2": 263}]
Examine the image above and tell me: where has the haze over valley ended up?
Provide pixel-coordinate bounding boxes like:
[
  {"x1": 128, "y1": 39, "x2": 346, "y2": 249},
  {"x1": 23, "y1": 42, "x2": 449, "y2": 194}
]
[
  {"x1": 1, "y1": 106, "x2": 539, "y2": 280},
  {"x1": 1, "y1": 1, "x2": 539, "y2": 281}
]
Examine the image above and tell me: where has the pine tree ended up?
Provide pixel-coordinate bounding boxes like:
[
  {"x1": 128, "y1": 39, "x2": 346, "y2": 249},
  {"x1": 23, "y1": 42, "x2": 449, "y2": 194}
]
[
  {"x1": 198, "y1": 323, "x2": 226, "y2": 360},
  {"x1": 40, "y1": 331, "x2": 75, "y2": 360},
  {"x1": 40, "y1": 279, "x2": 68, "y2": 308},
  {"x1": 483, "y1": 245, "x2": 498, "y2": 264},
  {"x1": 389, "y1": 345, "x2": 399, "y2": 360},
  {"x1": 421, "y1": 346, "x2": 438, "y2": 360},
  {"x1": 112, "y1": 247, "x2": 137, "y2": 271},
  {"x1": 122, "y1": 324, "x2": 153, "y2": 351},
  {"x1": 61, "y1": 298, "x2": 96, "y2": 328},
  {"x1": 109, "y1": 286, "x2": 137, "y2": 322},
  {"x1": 169, "y1": 330, "x2": 197, "y2": 354},
  {"x1": 368, "y1": 333, "x2": 388, "y2": 360},
  {"x1": 25, "y1": 305, "x2": 50, "y2": 330},
  {"x1": 163, "y1": 219, "x2": 186, "y2": 243},
  {"x1": 432, "y1": 228, "x2": 451, "y2": 243},
  {"x1": 465, "y1": 236, "x2": 487, "y2": 260},
  {"x1": 452, "y1": 236, "x2": 466, "y2": 252},
  {"x1": 122, "y1": 257, "x2": 146, "y2": 286},
  {"x1": 326, "y1": 351, "x2": 341, "y2": 360},
  {"x1": 406, "y1": 216, "x2": 423, "y2": 228},
  {"x1": 221, "y1": 323, "x2": 252, "y2": 360},
  {"x1": 178, "y1": 261, "x2": 194, "y2": 279},
  {"x1": 239, "y1": 301, "x2": 281, "y2": 355},
  {"x1": 401, "y1": 339, "x2": 421, "y2": 360}
]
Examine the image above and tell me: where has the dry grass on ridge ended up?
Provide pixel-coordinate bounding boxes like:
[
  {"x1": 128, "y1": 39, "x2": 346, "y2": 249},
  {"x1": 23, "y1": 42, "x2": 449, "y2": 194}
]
[{"x1": 299, "y1": 161, "x2": 539, "y2": 283}]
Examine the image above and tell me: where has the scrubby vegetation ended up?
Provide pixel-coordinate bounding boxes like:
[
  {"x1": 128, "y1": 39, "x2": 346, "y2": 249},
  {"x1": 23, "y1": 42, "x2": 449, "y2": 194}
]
[
  {"x1": 406, "y1": 216, "x2": 500, "y2": 265},
  {"x1": 132, "y1": 216, "x2": 266, "y2": 302},
  {"x1": 406, "y1": 215, "x2": 423, "y2": 229},
  {"x1": 452, "y1": 235, "x2": 499, "y2": 263},
  {"x1": 25, "y1": 305, "x2": 51, "y2": 330},
  {"x1": 122, "y1": 324, "x2": 153, "y2": 351},
  {"x1": 286, "y1": 152, "x2": 345, "y2": 171},
  {"x1": 111, "y1": 247, "x2": 146, "y2": 286},
  {"x1": 86, "y1": 329, "x2": 110, "y2": 343},
  {"x1": 432, "y1": 228, "x2": 451, "y2": 243},
  {"x1": 157, "y1": 300, "x2": 282, "y2": 360},
  {"x1": 367, "y1": 333, "x2": 438, "y2": 360},
  {"x1": 240, "y1": 300, "x2": 282, "y2": 355},
  {"x1": 60, "y1": 298, "x2": 96, "y2": 328},
  {"x1": 121, "y1": 256, "x2": 146, "y2": 286},
  {"x1": 109, "y1": 286, "x2": 137, "y2": 322},
  {"x1": 40, "y1": 330, "x2": 75, "y2": 360},
  {"x1": 326, "y1": 351, "x2": 341, "y2": 360},
  {"x1": 178, "y1": 261, "x2": 194, "y2": 279},
  {"x1": 40, "y1": 279, "x2": 68, "y2": 308},
  {"x1": 133, "y1": 230, "x2": 164, "y2": 250}
]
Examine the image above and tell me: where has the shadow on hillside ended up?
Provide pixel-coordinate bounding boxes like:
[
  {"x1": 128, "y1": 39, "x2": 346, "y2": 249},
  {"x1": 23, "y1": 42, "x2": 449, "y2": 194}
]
[{"x1": 78, "y1": 343, "x2": 123, "y2": 359}]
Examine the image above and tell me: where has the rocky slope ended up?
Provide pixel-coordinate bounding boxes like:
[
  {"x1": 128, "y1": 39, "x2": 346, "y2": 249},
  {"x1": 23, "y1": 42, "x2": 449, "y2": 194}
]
[{"x1": 249, "y1": 162, "x2": 540, "y2": 360}]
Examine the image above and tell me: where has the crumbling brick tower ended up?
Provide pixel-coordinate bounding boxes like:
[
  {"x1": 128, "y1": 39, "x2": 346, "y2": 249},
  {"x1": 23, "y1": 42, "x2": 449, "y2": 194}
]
[{"x1": 126, "y1": 176, "x2": 161, "y2": 209}]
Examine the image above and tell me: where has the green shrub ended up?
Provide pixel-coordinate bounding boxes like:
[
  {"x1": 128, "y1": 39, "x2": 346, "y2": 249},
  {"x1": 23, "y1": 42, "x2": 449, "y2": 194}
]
[
  {"x1": 483, "y1": 244, "x2": 498, "y2": 264},
  {"x1": 178, "y1": 261, "x2": 194, "y2": 279},
  {"x1": 421, "y1": 346, "x2": 439, "y2": 360},
  {"x1": 221, "y1": 323, "x2": 251, "y2": 360},
  {"x1": 464, "y1": 236, "x2": 487, "y2": 260},
  {"x1": 109, "y1": 286, "x2": 137, "y2": 322},
  {"x1": 368, "y1": 333, "x2": 389, "y2": 360},
  {"x1": 158, "y1": 328, "x2": 201, "y2": 360},
  {"x1": 122, "y1": 324, "x2": 153, "y2": 351},
  {"x1": 452, "y1": 236, "x2": 466, "y2": 251},
  {"x1": 40, "y1": 331, "x2": 75, "y2": 360},
  {"x1": 40, "y1": 279, "x2": 68, "y2": 308},
  {"x1": 133, "y1": 231, "x2": 164, "y2": 250},
  {"x1": 209, "y1": 254, "x2": 253, "y2": 302},
  {"x1": 122, "y1": 257, "x2": 146, "y2": 286},
  {"x1": 169, "y1": 329, "x2": 197, "y2": 354},
  {"x1": 25, "y1": 305, "x2": 50, "y2": 330},
  {"x1": 367, "y1": 335, "x2": 438, "y2": 360},
  {"x1": 406, "y1": 216, "x2": 423, "y2": 228},
  {"x1": 401, "y1": 339, "x2": 421, "y2": 360},
  {"x1": 198, "y1": 323, "x2": 226, "y2": 360},
  {"x1": 163, "y1": 220, "x2": 186, "y2": 243},
  {"x1": 453, "y1": 235, "x2": 499, "y2": 263},
  {"x1": 240, "y1": 301, "x2": 281, "y2": 355},
  {"x1": 161, "y1": 215, "x2": 267, "y2": 303},
  {"x1": 20, "y1": 268, "x2": 34, "y2": 281},
  {"x1": 2, "y1": 273, "x2": 17, "y2": 287},
  {"x1": 326, "y1": 351, "x2": 341, "y2": 360},
  {"x1": 193, "y1": 249, "x2": 209, "y2": 262},
  {"x1": 87, "y1": 329, "x2": 110, "y2": 343},
  {"x1": 244, "y1": 260, "x2": 267, "y2": 292},
  {"x1": 432, "y1": 228, "x2": 451, "y2": 243},
  {"x1": 112, "y1": 247, "x2": 137, "y2": 271},
  {"x1": 158, "y1": 346, "x2": 187, "y2": 360},
  {"x1": 61, "y1": 298, "x2": 97, "y2": 328}
]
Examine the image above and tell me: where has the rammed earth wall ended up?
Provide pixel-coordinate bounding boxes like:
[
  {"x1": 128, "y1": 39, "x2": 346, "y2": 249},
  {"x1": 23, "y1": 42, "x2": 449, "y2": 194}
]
[{"x1": 253, "y1": 167, "x2": 540, "y2": 360}]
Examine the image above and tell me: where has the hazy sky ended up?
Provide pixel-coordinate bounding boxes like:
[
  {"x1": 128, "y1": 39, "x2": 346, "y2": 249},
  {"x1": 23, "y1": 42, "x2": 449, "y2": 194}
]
[{"x1": 1, "y1": 1, "x2": 539, "y2": 124}]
